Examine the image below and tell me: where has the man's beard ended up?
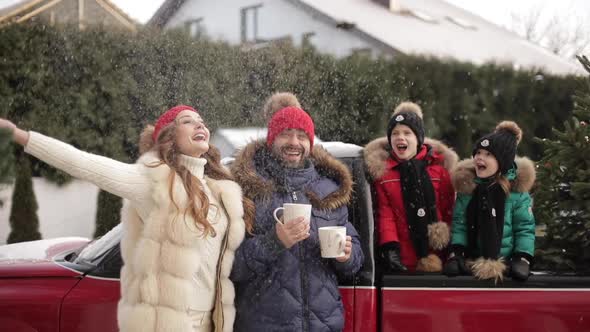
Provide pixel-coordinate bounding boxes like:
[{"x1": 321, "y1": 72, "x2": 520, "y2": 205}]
[{"x1": 272, "y1": 144, "x2": 309, "y2": 169}]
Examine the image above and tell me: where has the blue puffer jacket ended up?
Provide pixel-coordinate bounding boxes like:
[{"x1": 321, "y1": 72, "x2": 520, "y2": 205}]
[{"x1": 230, "y1": 141, "x2": 364, "y2": 332}]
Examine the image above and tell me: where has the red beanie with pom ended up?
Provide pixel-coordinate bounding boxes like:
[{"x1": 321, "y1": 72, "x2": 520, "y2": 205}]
[
  {"x1": 153, "y1": 105, "x2": 198, "y2": 141},
  {"x1": 267, "y1": 106, "x2": 315, "y2": 149}
]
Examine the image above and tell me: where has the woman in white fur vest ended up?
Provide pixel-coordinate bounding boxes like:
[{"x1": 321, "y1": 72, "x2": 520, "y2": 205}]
[{"x1": 0, "y1": 105, "x2": 253, "y2": 332}]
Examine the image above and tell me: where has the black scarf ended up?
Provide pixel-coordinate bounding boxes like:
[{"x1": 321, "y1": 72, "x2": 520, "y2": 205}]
[
  {"x1": 465, "y1": 181, "x2": 506, "y2": 259},
  {"x1": 395, "y1": 153, "x2": 437, "y2": 258}
]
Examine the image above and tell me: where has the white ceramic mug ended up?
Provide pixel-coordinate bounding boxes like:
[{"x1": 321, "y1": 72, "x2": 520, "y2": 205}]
[
  {"x1": 273, "y1": 203, "x2": 312, "y2": 224},
  {"x1": 318, "y1": 226, "x2": 346, "y2": 258}
]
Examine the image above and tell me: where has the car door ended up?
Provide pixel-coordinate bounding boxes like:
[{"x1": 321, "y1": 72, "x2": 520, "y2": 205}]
[
  {"x1": 338, "y1": 155, "x2": 378, "y2": 332},
  {"x1": 60, "y1": 243, "x2": 121, "y2": 332}
]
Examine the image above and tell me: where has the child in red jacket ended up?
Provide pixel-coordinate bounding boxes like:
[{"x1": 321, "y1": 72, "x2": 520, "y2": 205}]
[{"x1": 364, "y1": 102, "x2": 457, "y2": 272}]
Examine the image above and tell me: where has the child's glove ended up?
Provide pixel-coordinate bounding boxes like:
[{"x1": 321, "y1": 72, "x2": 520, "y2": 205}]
[
  {"x1": 380, "y1": 242, "x2": 408, "y2": 272},
  {"x1": 510, "y1": 252, "x2": 533, "y2": 281},
  {"x1": 443, "y1": 245, "x2": 470, "y2": 276}
]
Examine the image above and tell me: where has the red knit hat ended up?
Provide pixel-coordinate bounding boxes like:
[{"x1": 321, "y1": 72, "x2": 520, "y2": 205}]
[
  {"x1": 152, "y1": 105, "x2": 199, "y2": 141},
  {"x1": 266, "y1": 106, "x2": 315, "y2": 149}
]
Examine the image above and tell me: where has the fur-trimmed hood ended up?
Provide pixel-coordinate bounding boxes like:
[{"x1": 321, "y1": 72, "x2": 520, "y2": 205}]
[
  {"x1": 451, "y1": 156, "x2": 536, "y2": 194},
  {"x1": 230, "y1": 139, "x2": 353, "y2": 210},
  {"x1": 363, "y1": 136, "x2": 459, "y2": 180}
]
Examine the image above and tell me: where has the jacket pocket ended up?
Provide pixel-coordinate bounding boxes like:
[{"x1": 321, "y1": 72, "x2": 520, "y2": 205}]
[
  {"x1": 312, "y1": 209, "x2": 333, "y2": 221},
  {"x1": 311, "y1": 209, "x2": 335, "y2": 236},
  {"x1": 312, "y1": 208, "x2": 346, "y2": 226}
]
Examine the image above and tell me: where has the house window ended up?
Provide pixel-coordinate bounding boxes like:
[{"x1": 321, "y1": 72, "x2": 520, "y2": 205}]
[
  {"x1": 184, "y1": 18, "x2": 204, "y2": 37},
  {"x1": 302, "y1": 32, "x2": 315, "y2": 48},
  {"x1": 389, "y1": 7, "x2": 438, "y2": 24},
  {"x1": 240, "y1": 4, "x2": 263, "y2": 43},
  {"x1": 445, "y1": 16, "x2": 477, "y2": 30},
  {"x1": 336, "y1": 21, "x2": 355, "y2": 30},
  {"x1": 406, "y1": 9, "x2": 437, "y2": 23}
]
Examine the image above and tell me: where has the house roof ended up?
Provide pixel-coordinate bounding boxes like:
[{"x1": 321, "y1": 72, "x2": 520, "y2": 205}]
[
  {"x1": 0, "y1": 0, "x2": 40, "y2": 19},
  {"x1": 0, "y1": 0, "x2": 138, "y2": 29},
  {"x1": 98, "y1": 0, "x2": 139, "y2": 26},
  {"x1": 293, "y1": 0, "x2": 582, "y2": 75},
  {"x1": 147, "y1": 0, "x2": 187, "y2": 28},
  {"x1": 147, "y1": 0, "x2": 582, "y2": 75}
]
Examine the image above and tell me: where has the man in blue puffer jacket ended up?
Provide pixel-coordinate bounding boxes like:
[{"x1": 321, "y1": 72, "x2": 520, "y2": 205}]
[{"x1": 230, "y1": 93, "x2": 364, "y2": 332}]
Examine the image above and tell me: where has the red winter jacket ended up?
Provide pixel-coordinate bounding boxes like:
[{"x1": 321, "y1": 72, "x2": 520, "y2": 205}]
[{"x1": 364, "y1": 138, "x2": 457, "y2": 271}]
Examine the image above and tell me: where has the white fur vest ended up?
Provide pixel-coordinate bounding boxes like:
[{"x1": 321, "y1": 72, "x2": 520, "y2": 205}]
[{"x1": 117, "y1": 152, "x2": 245, "y2": 332}]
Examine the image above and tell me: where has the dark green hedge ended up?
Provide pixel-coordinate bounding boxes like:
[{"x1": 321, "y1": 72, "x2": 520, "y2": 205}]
[{"x1": 0, "y1": 23, "x2": 581, "y2": 162}]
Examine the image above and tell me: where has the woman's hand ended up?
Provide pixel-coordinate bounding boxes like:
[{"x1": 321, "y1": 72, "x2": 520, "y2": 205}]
[
  {"x1": 0, "y1": 118, "x2": 16, "y2": 131},
  {"x1": 0, "y1": 118, "x2": 29, "y2": 146}
]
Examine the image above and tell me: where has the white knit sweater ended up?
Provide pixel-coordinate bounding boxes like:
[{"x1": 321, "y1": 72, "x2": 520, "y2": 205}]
[
  {"x1": 24, "y1": 131, "x2": 228, "y2": 322},
  {"x1": 25, "y1": 131, "x2": 211, "y2": 222}
]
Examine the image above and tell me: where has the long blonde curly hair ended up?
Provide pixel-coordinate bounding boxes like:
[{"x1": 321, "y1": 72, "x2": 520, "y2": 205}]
[{"x1": 139, "y1": 122, "x2": 254, "y2": 236}]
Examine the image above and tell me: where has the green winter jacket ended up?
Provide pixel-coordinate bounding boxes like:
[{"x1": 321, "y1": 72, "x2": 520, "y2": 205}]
[{"x1": 450, "y1": 157, "x2": 536, "y2": 258}]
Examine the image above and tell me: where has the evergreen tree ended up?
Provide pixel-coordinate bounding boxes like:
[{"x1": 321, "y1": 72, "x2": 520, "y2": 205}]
[
  {"x1": 534, "y1": 55, "x2": 590, "y2": 272},
  {"x1": 7, "y1": 155, "x2": 41, "y2": 244},
  {"x1": 0, "y1": 130, "x2": 14, "y2": 183},
  {"x1": 0, "y1": 129, "x2": 15, "y2": 207},
  {"x1": 93, "y1": 190, "x2": 122, "y2": 238}
]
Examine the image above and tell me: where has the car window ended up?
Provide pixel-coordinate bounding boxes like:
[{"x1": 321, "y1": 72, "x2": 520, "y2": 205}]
[{"x1": 75, "y1": 223, "x2": 123, "y2": 264}]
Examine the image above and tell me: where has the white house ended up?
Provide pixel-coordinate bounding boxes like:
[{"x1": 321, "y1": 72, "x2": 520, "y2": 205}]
[{"x1": 148, "y1": 0, "x2": 583, "y2": 76}]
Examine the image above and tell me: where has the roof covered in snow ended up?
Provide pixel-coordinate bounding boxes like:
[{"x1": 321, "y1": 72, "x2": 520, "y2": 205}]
[{"x1": 295, "y1": 0, "x2": 582, "y2": 75}]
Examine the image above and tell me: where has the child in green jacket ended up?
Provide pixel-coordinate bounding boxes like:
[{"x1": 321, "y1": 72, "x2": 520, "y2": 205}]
[{"x1": 444, "y1": 121, "x2": 536, "y2": 282}]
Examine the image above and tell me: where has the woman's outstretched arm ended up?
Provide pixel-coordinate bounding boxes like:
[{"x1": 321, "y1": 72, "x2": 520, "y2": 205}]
[{"x1": 0, "y1": 118, "x2": 151, "y2": 203}]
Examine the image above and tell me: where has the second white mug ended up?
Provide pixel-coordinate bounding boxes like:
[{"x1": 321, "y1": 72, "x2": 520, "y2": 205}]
[{"x1": 318, "y1": 226, "x2": 346, "y2": 258}]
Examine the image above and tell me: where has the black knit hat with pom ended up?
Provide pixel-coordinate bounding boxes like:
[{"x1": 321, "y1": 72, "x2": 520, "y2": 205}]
[
  {"x1": 386, "y1": 102, "x2": 425, "y2": 150},
  {"x1": 472, "y1": 121, "x2": 523, "y2": 174}
]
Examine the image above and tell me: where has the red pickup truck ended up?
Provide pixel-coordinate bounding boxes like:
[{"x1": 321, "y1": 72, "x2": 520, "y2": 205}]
[{"x1": 1, "y1": 142, "x2": 589, "y2": 332}]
